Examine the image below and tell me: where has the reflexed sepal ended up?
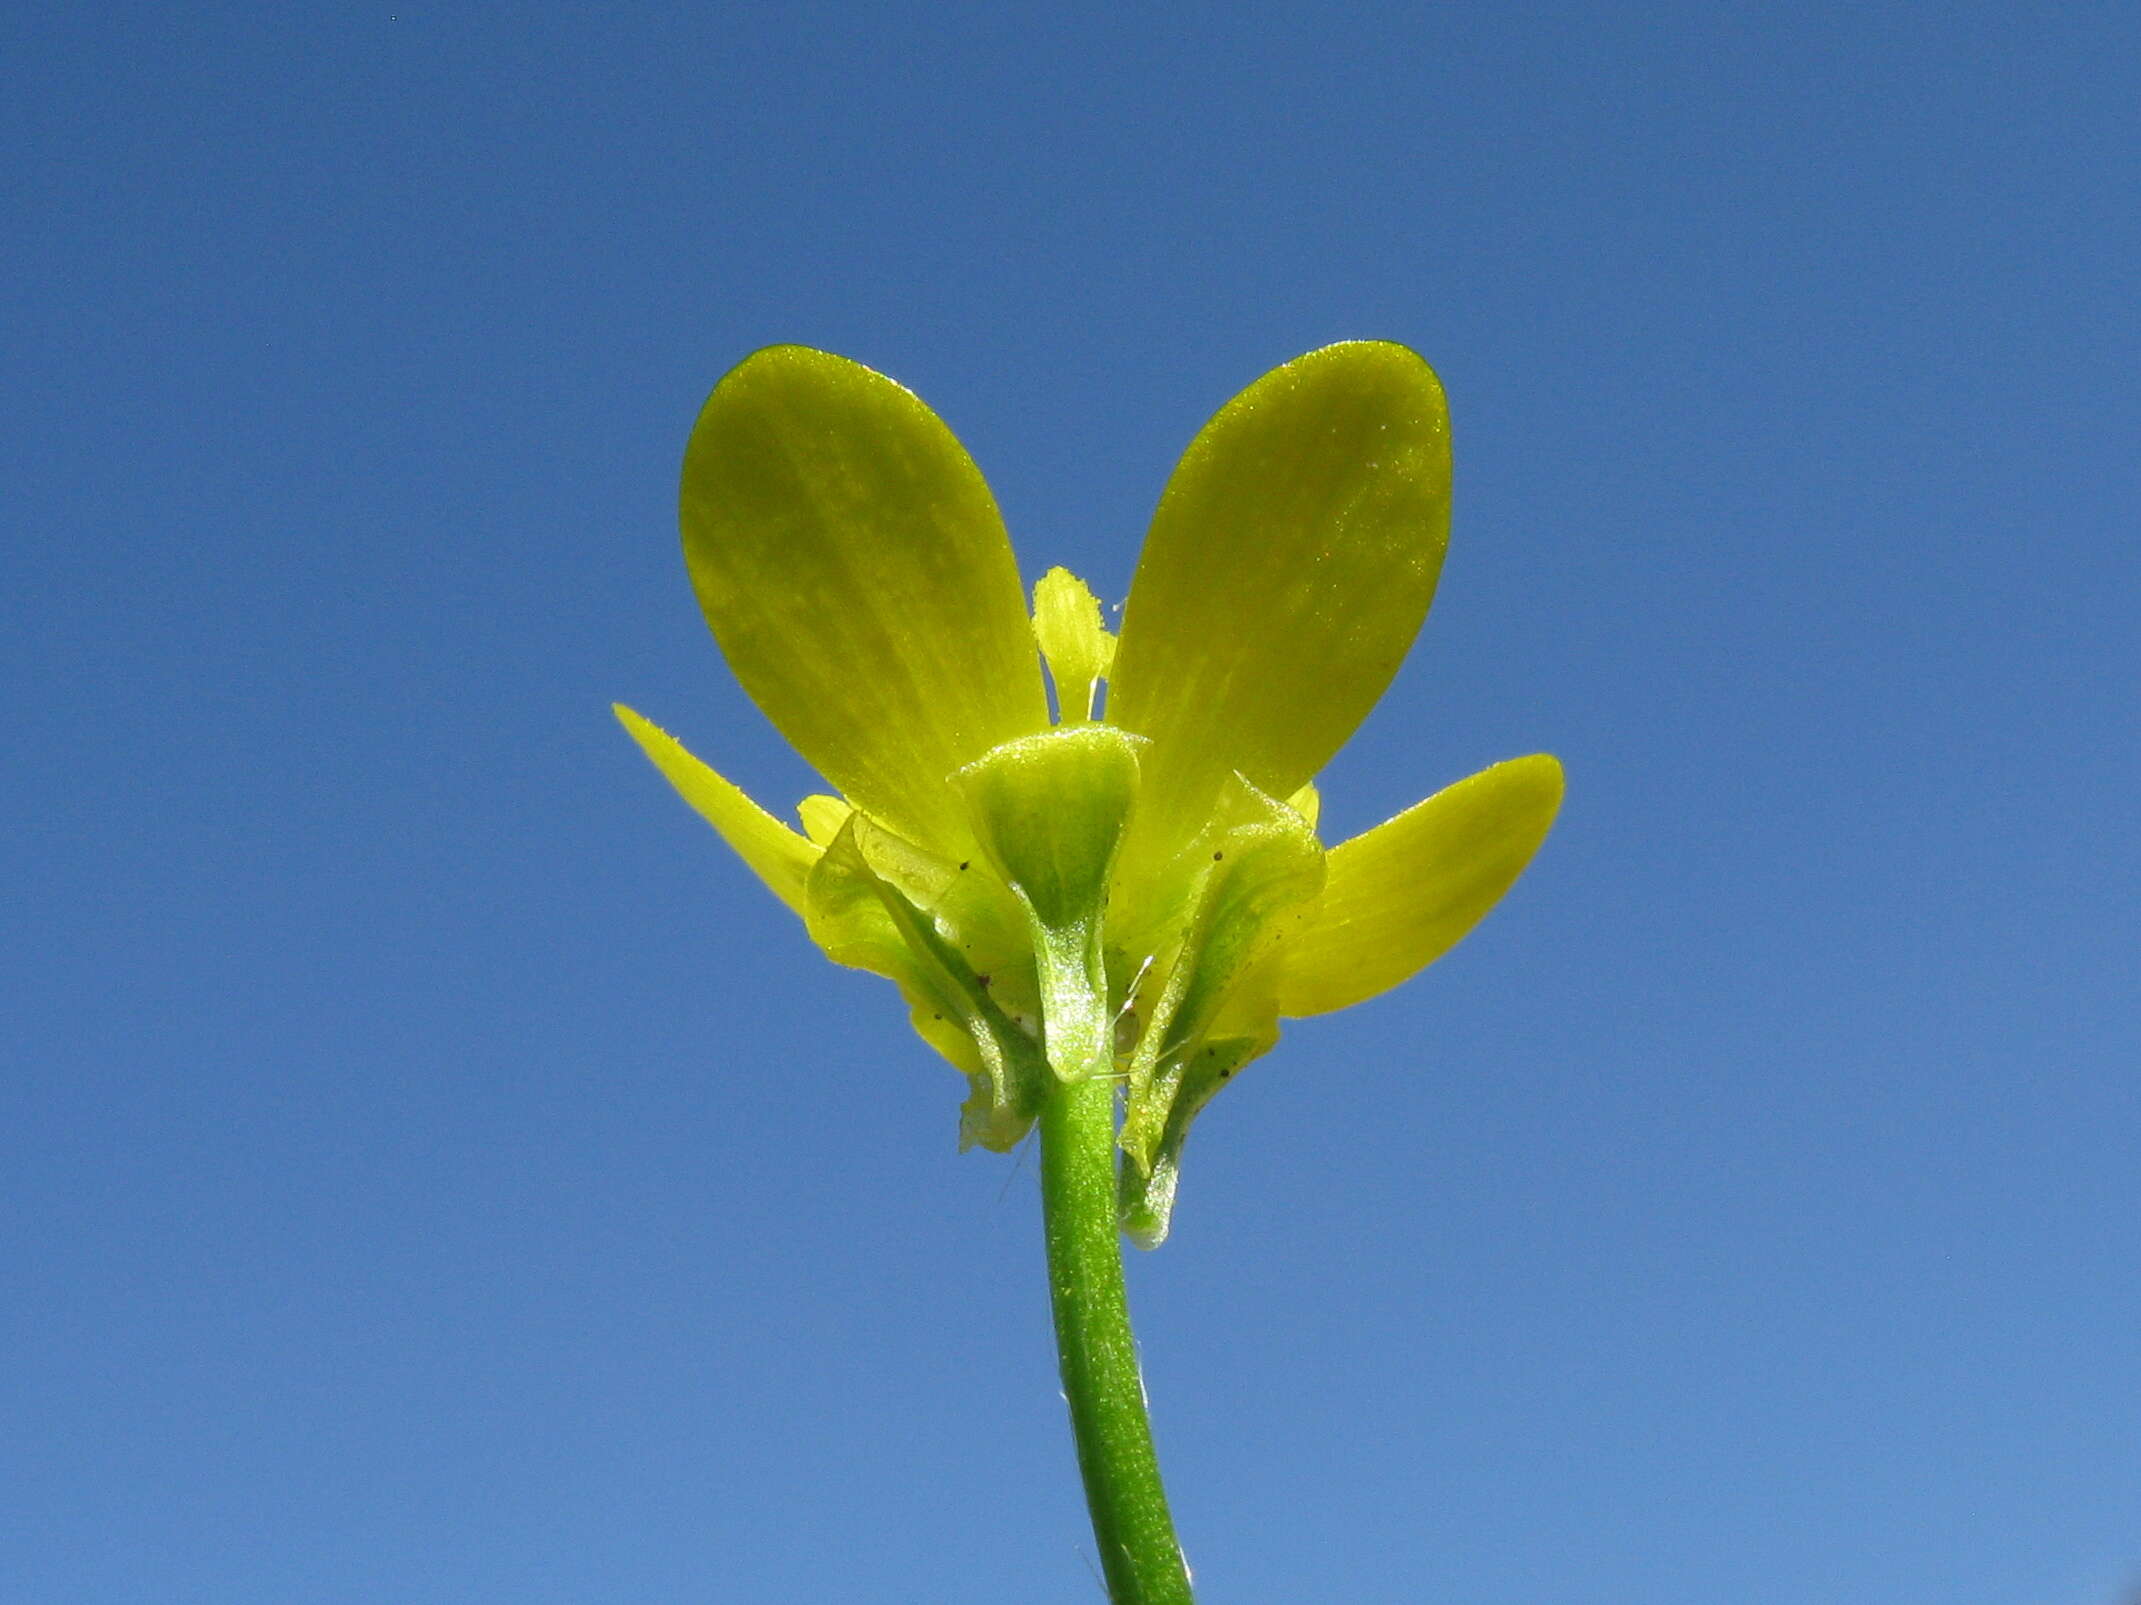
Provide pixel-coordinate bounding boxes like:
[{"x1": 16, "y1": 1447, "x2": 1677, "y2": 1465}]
[
  {"x1": 1119, "y1": 1030, "x2": 1273, "y2": 1250},
  {"x1": 1115, "y1": 776, "x2": 1325, "y2": 1244},
  {"x1": 844, "y1": 810, "x2": 1036, "y2": 1010},
  {"x1": 908, "y1": 1002, "x2": 1034, "y2": 1154},
  {"x1": 955, "y1": 725, "x2": 1145, "y2": 1082},
  {"x1": 804, "y1": 815, "x2": 1050, "y2": 1151}
]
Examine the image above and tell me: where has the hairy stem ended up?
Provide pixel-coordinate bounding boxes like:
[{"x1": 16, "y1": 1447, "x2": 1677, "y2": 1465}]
[{"x1": 1038, "y1": 1070, "x2": 1194, "y2": 1604}]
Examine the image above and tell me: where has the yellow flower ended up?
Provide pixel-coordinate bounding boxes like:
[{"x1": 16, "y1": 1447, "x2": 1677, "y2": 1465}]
[{"x1": 617, "y1": 343, "x2": 1561, "y2": 1244}]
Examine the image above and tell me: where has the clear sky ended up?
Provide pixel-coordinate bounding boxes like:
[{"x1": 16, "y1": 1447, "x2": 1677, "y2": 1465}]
[{"x1": 7, "y1": 4, "x2": 2137, "y2": 1602}]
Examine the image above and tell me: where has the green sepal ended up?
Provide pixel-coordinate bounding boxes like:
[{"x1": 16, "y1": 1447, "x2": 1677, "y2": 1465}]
[
  {"x1": 911, "y1": 1003, "x2": 1035, "y2": 1155},
  {"x1": 955, "y1": 725, "x2": 1145, "y2": 1082},
  {"x1": 844, "y1": 811, "x2": 1038, "y2": 1024},
  {"x1": 803, "y1": 814, "x2": 1049, "y2": 1150},
  {"x1": 1117, "y1": 776, "x2": 1324, "y2": 1242},
  {"x1": 1120, "y1": 1031, "x2": 1273, "y2": 1250}
]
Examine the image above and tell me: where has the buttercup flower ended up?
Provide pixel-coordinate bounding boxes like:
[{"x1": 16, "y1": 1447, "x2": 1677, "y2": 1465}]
[{"x1": 618, "y1": 342, "x2": 1561, "y2": 1245}]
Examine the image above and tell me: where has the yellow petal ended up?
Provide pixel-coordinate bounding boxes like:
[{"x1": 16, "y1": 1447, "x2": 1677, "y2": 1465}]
[
  {"x1": 1108, "y1": 342, "x2": 1451, "y2": 851},
  {"x1": 613, "y1": 704, "x2": 819, "y2": 917},
  {"x1": 680, "y1": 346, "x2": 1050, "y2": 856},
  {"x1": 1273, "y1": 754, "x2": 1563, "y2": 1017}
]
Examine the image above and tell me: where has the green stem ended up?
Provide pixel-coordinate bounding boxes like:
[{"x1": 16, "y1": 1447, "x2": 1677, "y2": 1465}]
[{"x1": 1038, "y1": 1069, "x2": 1195, "y2": 1604}]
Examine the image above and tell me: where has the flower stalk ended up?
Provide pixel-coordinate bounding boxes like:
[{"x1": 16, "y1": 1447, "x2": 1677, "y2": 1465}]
[{"x1": 1040, "y1": 1069, "x2": 1194, "y2": 1604}]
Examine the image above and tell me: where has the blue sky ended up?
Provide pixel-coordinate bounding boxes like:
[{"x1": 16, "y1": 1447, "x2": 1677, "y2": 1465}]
[{"x1": 7, "y1": 4, "x2": 2136, "y2": 1601}]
